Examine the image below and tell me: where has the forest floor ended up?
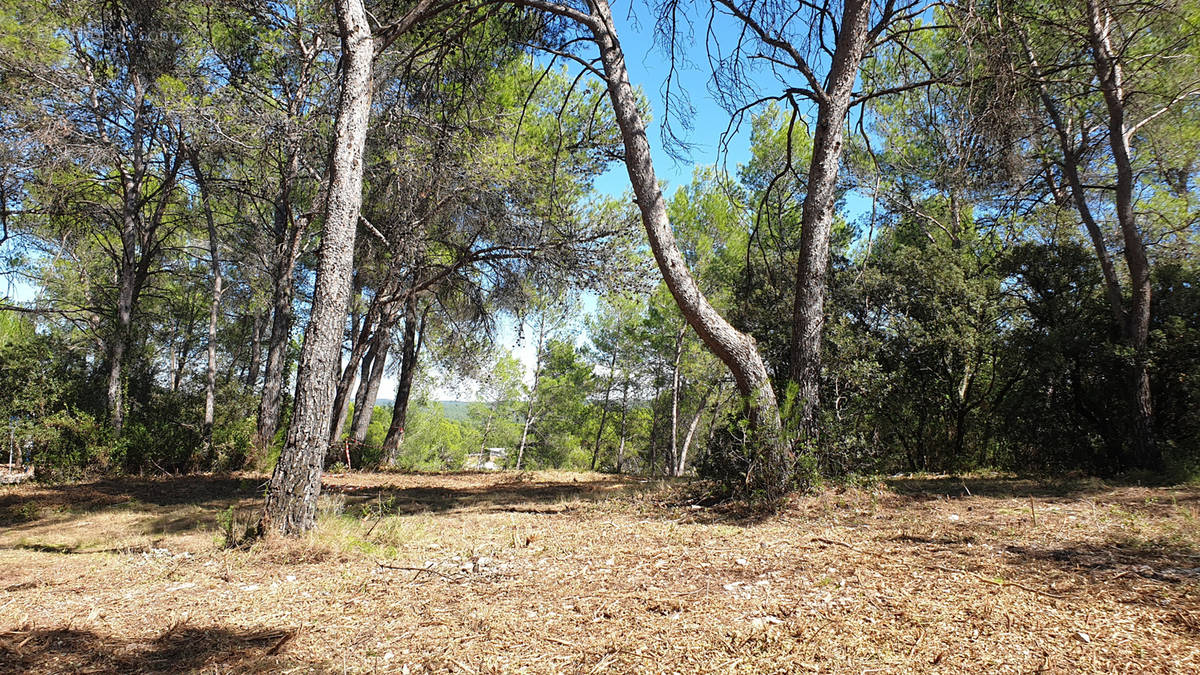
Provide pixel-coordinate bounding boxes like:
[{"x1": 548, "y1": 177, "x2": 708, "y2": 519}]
[{"x1": 1, "y1": 470, "x2": 1198, "y2": 674}]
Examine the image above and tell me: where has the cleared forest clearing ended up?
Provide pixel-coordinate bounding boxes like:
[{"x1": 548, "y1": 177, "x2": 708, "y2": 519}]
[{"x1": 1, "y1": 472, "x2": 1198, "y2": 674}]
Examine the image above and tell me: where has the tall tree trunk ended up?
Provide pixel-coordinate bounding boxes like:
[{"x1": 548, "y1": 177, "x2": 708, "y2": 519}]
[
  {"x1": 351, "y1": 319, "x2": 393, "y2": 443},
  {"x1": 167, "y1": 332, "x2": 179, "y2": 392},
  {"x1": 676, "y1": 396, "x2": 708, "y2": 478},
  {"x1": 193, "y1": 156, "x2": 223, "y2": 456},
  {"x1": 328, "y1": 288, "x2": 395, "y2": 448},
  {"x1": 669, "y1": 325, "x2": 685, "y2": 475},
  {"x1": 646, "y1": 383, "x2": 663, "y2": 477},
  {"x1": 106, "y1": 319, "x2": 129, "y2": 433},
  {"x1": 261, "y1": 0, "x2": 373, "y2": 536},
  {"x1": 1086, "y1": 0, "x2": 1160, "y2": 471},
  {"x1": 171, "y1": 337, "x2": 190, "y2": 392},
  {"x1": 1017, "y1": 26, "x2": 1126, "y2": 328},
  {"x1": 256, "y1": 211, "x2": 304, "y2": 448},
  {"x1": 516, "y1": 411, "x2": 536, "y2": 471},
  {"x1": 590, "y1": 348, "x2": 618, "y2": 471},
  {"x1": 787, "y1": 0, "x2": 871, "y2": 436},
  {"x1": 585, "y1": 0, "x2": 788, "y2": 496},
  {"x1": 615, "y1": 373, "x2": 630, "y2": 474},
  {"x1": 105, "y1": 71, "x2": 150, "y2": 435},
  {"x1": 382, "y1": 299, "x2": 426, "y2": 464},
  {"x1": 516, "y1": 312, "x2": 549, "y2": 471},
  {"x1": 108, "y1": 172, "x2": 144, "y2": 434}
]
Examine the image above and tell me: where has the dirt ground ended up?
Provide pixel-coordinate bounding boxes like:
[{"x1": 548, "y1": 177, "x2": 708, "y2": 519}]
[{"x1": 1, "y1": 471, "x2": 1198, "y2": 674}]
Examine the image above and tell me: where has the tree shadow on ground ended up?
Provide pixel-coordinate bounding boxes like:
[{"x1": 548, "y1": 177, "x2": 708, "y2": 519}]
[
  {"x1": 883, "y1": 476, "x2": 1122, "y2": 500},
  {"x1": 1002, "y1": 536, "x2": 1200, "y2": 584},
  {"x1": 993, "y1": 534, "x2": 1200, "y2": 625},
  {"x1": 325, "y1": 473, "x2": 645, "y2": 517},
  {"x1": 0, "y1": 475, "x2": 264, "y2": 522},
  {"x1": 1, "y1": 473, "x2": 651, "y2": 534},
  {"x1": 884, "y1": 475, "x2": 1200, "y2": 506},
  {"x1": 0, "y1": 476, "x2": 267, "y2": 541},
  {"x1": 0, "y1": 624, "x2": 320, "y2": 674}
]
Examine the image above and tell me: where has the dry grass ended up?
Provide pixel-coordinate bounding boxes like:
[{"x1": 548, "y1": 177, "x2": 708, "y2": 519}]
[{"x1": 2, "y1": 471, "x2": 1198, "y2": 673}]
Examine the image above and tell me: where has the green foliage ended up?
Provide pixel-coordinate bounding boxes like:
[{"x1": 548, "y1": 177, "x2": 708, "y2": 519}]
[
  {"x1": 0, "y1": 0, "x2": 1195, "y2": 493},
  {"x1": 389, "y1": 401, "x2": 479, "y2": 472}
]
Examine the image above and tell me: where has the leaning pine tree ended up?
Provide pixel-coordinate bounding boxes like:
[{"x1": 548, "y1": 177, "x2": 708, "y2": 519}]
[
  {"x1": 259, "y1": 0, "x2": 375, "y2": 536},
  {"x1": 511, "y1": 0, "x2": 792, "y2": 498}
]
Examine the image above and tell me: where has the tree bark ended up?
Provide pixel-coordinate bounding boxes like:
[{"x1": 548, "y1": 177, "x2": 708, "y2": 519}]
[
  {"x1": 1017, "y1": 26, "x2": 1125, "y2": 328},
  {"x1": 382, "y1": 298, "x2": 426, "y2": 464},
  {"x1": 105, "y1": 71, "x2": 183, "y2": 433},
  {"x1": 1086, "y1": 0, "x2": 1160, "y2": 471},
  {"x1": 329, "y1": 286, "x2": 400, "y2": 448},
  {"x1": 615, "y1": 373, "x2": 630, "y2": 474},
  {"x1": 787, "y1": 0, "x2": 871, "y2": 436},
  {"x1": 585, "y1": 0, "x2": 788, "y2": 495},
  {"x1": 646, "y1": 382, "x2": 664, "y2": 476},
  {"x1": 676, "y1": 397, "x2": 708, "y2": 477},
  {"x1": 350, "y1": 319, "x2": 394, "y2": 443},
  {"x1": 256, "y1": 195, "x2": 305, "y2": 448},
  {"x1": 261, "y1": 0, "x2": 373, "y2": 536},
  {"x1": 188, "y1": 149, "x2": 222, "y2": 455},
  {"x1": 668, "y1": 325, "x2": 685, "y2": 475}
]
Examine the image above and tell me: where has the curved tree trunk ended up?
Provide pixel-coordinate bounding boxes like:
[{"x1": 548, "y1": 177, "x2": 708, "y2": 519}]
[
  {"x1": 586, "y1": 0, "x2": 789, "y2": 496},
  {"x1": 261, "y1": 0, "x2": 373, "y2": 536}
]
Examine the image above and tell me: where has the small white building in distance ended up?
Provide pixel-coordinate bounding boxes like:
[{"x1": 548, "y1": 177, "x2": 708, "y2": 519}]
[{"x1": 465, "y1": 447, "x2": 508, "y2": 471}]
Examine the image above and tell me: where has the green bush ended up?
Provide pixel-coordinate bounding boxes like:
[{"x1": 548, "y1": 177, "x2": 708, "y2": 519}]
[{"x1": 28, "y1": 408, "x2": 112, "y2": 482}]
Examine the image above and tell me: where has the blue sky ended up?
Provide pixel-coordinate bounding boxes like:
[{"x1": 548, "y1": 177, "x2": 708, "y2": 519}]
[{"x1": 591, "y1": 4, "x2": 757, "y2": 197}]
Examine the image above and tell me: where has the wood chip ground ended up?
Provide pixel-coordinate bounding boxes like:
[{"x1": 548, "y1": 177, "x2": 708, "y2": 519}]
[{"x1": 2, "y1": 471, "x2": 1197, "y2": 673}]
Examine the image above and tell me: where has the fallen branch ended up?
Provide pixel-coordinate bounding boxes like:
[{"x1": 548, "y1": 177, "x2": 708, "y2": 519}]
[
  {"x1": 926, "y1": 564, "x2": 1068, "y2": 600},
  {"x1": 810, "y1": 537, "x2": 864, "y2": 554},
  {"x1": 376, "y1": 562, "x2": 458, "y2": 582},
  {"x1": 364, "y1": 492, "x2": 385, "y2": 538}
]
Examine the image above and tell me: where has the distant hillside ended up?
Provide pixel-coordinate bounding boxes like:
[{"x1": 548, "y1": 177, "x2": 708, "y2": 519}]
[
  {"x1": 372, "y1": 399, "x2": 473, "y2": 422},
  {"x1": 439, "y1": 401, "x2": 472, "y2": 422}
]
